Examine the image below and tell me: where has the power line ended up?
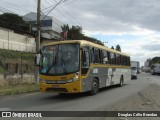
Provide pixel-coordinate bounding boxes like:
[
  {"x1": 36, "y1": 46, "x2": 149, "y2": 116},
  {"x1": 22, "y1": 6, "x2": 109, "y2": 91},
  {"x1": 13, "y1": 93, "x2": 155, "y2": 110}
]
[
  {"x1": 32, "y1": 0, "x2": 64, "y2": 39},
  {"x1": 56, "y1": 1, "x2": 78, "y2": 25},
  {"x1": 53, "y1": 0, "x2": 87, "y2": 30},
  {"x1": 41, "y1": 0, "x2": 78, "y2": 11},
  {"x1": 0, "y1": 0, "x2": 63, "y2": 34},
  {"x1": 0, "y1": 6, "x2": 15, "y2": 14},
  {"x1": 59, "y1": 0, "x2": 79, "y2": 7},
  {"x1": 0, "y1": 0, "x2": 27, "y2": 12},
  {"x1": 42, "y1": 0, "x2": 63, "y2": 20},
  {"x1": 41, "y1": 0, "x2": 88, "y2": 37},
  {"x1": 0, "y1": 0, "x2": 37, "y2": 14},
  {"x1": 41, "y1": 0, "x2": 72, "y2": 25},
  {"x1": 0, "y1": 1, "x2": 60, "y2": 40},
  {"x1": 38, "y1": 0, "x2": 65, "y2": 26},
  {"x1": 43, "y1": 0, "x2": 82, "y2": 28}
]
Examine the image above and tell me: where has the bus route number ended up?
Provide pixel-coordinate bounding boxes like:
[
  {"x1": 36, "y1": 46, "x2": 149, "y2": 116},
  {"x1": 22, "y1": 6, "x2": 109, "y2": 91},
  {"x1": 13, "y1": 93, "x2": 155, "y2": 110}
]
[{"x1": 93, "y1": 69, "x2": 98, "y2": 73}]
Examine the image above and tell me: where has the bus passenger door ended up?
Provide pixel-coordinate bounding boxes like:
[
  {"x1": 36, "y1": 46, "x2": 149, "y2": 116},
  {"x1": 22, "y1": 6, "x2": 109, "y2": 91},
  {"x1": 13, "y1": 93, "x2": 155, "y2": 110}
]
[
  {"x1": 81, "y1": 47, "x2": 91, "y2": 92},
  {"x1": 82, "y1": 48, "x2": 90, "y2": 69}
]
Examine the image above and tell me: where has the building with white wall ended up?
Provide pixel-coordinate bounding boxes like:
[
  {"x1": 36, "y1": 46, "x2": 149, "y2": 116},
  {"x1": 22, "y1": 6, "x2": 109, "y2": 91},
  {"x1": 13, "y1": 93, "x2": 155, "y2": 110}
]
[
  {"x1": 23, "y1": 12, "x2": 64, "y2": 40},
  {"x1": 0, "y1": 27, "x2": 36, "y2": 53}
]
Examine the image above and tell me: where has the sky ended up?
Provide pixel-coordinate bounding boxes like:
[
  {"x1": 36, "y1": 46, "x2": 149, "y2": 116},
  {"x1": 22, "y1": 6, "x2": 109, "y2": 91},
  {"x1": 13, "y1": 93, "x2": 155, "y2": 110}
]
[{"x1": 1, "y1": 0, "x2": 160, "y2": 66}]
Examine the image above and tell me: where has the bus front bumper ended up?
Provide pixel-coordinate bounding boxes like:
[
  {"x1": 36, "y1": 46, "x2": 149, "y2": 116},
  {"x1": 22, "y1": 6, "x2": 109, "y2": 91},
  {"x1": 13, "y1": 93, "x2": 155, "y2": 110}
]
[{"x1": 39, "y1": 81, "x2": 81, "y2": 93}]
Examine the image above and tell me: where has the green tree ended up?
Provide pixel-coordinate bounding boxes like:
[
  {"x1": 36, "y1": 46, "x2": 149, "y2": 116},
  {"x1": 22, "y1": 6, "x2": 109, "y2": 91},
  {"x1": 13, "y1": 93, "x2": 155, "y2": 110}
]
[
  {"x1": 0, "y1": 13, "x2": 29, "y2": 32},
  {"x1": 68, "y1": 25, "x2": 83, "y2": 40},
  {"x1": 83, "y1": 36, "x2": 104, "y2": 45},
  {"x1": 111, "y1": 46, "x2": 114, "y2": 49},
  {"x1": 61, "y1": 24, "x2": 104, "y2": 45},
  {"x1": 151, "y1": 57, "x2": 160, "y2": 64},
  {"x1": 116, "y1": 44, "x2": 121, "y2": 51},
  {"x1": 61, "y1": 24, "x2": 69, "y2": 32}
]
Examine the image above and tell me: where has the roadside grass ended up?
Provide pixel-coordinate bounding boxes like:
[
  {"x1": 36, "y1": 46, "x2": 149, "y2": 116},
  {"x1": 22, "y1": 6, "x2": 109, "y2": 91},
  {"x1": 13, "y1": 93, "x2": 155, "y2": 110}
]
[
  {"x1": 0, "y1": 66, "x2": 3, "y2": 73},
  {"x1": 0, "y1": 83, "x2": 39, "y2": 96},
  {"x1": 0, "y1": 49, "x2": 34, "y2": 61}
]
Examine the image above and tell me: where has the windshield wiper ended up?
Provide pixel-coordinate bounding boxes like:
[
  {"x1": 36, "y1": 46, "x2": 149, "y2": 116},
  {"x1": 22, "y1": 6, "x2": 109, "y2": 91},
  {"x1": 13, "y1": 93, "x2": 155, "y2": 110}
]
[
  {"x1": 46, "y1": 47, "x2": 58, "y2": 74},
  {"x1": 61, "y1": 54, "x2": 67, "y2": 74}
]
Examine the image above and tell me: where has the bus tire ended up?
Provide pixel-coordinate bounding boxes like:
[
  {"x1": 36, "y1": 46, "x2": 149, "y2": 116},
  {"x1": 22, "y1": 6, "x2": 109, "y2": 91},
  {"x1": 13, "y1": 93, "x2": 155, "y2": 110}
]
[
  {"x1": 118, "y1": 76, "x2": 124, "y2": 87},
  {"x1": 90, "y1": 78, "x2": 99, "y2": 95}
]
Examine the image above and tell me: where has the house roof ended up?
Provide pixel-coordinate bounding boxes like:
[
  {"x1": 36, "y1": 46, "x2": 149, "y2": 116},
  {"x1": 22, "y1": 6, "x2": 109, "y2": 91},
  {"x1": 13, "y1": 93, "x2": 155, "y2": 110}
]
[{"x1": 23, "y1": 12, "x2": 52, "y2": 21}]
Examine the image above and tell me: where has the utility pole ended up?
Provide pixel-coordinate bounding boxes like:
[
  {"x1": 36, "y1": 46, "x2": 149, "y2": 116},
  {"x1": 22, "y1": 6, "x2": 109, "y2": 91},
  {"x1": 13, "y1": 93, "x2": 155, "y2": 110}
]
[
  {"x1": 36, "y1": 0, "x2": 41, "y2": 52},
  {"x1": 8, "y1": 29, "x2": 9, "y2": 50},
  {"x1": 35, "y1": 0, "x2": 41, "y2": 83}
]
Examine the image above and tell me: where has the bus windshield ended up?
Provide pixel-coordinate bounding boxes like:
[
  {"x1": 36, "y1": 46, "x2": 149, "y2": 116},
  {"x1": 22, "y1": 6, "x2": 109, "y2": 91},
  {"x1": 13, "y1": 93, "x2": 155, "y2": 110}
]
[{"x1": 40, "y1": 43, "x2": 80, "y2": 75}]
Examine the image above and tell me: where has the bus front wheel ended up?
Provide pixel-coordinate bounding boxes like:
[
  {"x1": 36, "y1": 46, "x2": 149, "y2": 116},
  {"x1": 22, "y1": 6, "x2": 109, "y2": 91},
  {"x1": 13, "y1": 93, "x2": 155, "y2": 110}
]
[{"x1": 90, "y1": 78, "x2": 99, "y2": 95}]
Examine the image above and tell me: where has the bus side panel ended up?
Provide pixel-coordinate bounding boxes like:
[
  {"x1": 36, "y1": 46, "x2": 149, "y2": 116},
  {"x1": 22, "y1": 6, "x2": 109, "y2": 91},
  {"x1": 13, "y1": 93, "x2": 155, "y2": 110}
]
[
  {"x1": 81, "y1": 66, "x2": 131, "y2": 92},
  {"x1": 81, "y1": 67, "x2": 110, "y2": 92},
  {"x1": 112, "y1": 68, "x2": 131, "y2": 84}
]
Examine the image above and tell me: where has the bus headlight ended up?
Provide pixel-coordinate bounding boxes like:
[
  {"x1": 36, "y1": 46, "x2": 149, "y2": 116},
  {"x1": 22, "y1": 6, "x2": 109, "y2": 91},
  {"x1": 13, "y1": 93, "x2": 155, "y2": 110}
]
[
  {"x1": 67, "y1": 72, "x2": 79, "y2": 83},
  {"x1": 39, "y1": 78, "x2": 46, "y2": 83},
  {"x1": 73, "y1": 72, "x2": 79, "y2": 81}
]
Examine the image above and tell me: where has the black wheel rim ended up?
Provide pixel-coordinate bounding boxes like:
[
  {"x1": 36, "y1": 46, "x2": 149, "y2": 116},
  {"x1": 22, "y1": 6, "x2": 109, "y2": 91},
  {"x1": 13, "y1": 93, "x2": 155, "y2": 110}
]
[{"x1": 92, "y1": 81, "x2": 98, "y2": 93}]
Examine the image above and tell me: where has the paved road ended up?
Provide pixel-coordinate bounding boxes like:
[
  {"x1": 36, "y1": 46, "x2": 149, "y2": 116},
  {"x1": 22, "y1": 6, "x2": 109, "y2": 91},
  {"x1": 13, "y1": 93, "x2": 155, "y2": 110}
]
[{"x1": 0, "y1": 72, "x2": 159, "y2": 112}]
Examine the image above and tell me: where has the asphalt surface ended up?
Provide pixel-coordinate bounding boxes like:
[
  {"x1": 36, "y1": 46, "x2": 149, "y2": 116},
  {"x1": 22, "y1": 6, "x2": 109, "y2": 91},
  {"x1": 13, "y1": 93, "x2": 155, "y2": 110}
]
[
  {"x1": 0, "y1": 72, "x2": 159, "y2": 111},
  {"x1": 0, "y1": 72, "x2": 160, "y2": 120}
]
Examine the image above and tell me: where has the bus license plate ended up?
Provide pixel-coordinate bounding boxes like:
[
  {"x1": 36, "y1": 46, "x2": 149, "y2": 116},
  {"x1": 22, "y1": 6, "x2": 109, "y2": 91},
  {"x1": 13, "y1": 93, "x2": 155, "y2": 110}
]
[{"x1": 52, "y1": 85, "x2": 60, "y2": 88}]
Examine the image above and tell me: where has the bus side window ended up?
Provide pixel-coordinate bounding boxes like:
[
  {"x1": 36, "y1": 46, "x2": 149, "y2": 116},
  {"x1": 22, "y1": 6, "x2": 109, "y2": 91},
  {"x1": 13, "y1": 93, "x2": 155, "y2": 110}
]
[
  {"x1": 94, "y1": 48, "x2": 99, "y2": 63},
  {"x1": 127, "y1": 57, "x2": 131, "y2": 66},
  {"x1": 91, "y1": 47, "x2": 94, "y2": 63},
  {"x1": 121, "y1": 56, "x2": 124, "y2": 65},
  {"x1": 116, "y1": 54, "x2": 121, "y2": 65},
  {"x1": 107, "y1": 51, "x2": 110, "y2": 64},
  {"x1": 102, "y1": 50, "x2": 108, "y2": 64},
  {"x1": 82, "y1": 48, "x2": 90, "y2": 68},
  {"x1": 119, "y1": 55, "x2": 122, "y2": 65},
  {"x1": 124, "y1": 56, "x2": 127, "y2": 65},
  {"x1": 98, "y1": 49, "x2": 102, "y2": 63},
  {"x1": 110, "y1": 52, "x2": 116, "y2": 65}
]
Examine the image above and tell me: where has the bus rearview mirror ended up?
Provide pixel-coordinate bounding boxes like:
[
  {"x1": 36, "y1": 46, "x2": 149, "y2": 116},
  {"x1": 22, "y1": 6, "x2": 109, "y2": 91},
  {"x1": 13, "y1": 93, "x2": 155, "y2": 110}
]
[{"x1": 34, "y1": 53, "x2": 40, "y2": 66}]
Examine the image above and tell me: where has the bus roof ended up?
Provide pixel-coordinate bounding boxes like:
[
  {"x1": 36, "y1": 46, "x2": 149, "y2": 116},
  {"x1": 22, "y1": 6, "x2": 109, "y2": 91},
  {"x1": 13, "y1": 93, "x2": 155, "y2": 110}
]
[{"x1": 44, "y1": 40, "x2": 130, "y2": 57}]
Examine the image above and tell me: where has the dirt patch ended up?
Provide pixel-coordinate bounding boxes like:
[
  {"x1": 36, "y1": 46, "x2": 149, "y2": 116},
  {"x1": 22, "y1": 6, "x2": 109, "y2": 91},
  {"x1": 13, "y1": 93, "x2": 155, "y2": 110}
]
[
  {"x1": 100, "y1": 83, "x2": 160, "y2": 120},
  {"x1": 71, "y1": 83, "x2": 160, "y2": 120}
]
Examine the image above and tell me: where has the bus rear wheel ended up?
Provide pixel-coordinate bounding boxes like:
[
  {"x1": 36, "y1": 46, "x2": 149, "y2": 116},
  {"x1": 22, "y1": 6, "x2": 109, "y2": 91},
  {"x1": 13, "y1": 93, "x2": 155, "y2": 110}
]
[
  {"x1": 118, "y1": 76, "x2": 124, "y2": 87},
  {"x1": 90, "y1": 78, "x2": 99, "y2": 95}
]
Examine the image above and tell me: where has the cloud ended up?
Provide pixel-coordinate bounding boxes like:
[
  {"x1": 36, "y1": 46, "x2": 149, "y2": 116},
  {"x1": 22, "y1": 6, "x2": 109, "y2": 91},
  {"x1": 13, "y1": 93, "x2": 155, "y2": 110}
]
[
  {"x1": 141, "y1": 44, "x2": 160, "y2": 51},
  {"x1": 7, "y1": 0, "x2": 160, "y2": 34},
  {"x1": 2, "y1": 0, "x2": 160, "y2": 65},
  {"x1": 56, "y1": 0, "x2": 160, "y2": 35}
]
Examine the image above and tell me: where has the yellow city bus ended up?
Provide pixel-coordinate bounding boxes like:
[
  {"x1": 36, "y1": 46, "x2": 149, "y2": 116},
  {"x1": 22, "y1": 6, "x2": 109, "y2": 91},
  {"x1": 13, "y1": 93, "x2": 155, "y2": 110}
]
[{"x1": 35, "y1": 40, "x2": 131, "y2": 95}]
